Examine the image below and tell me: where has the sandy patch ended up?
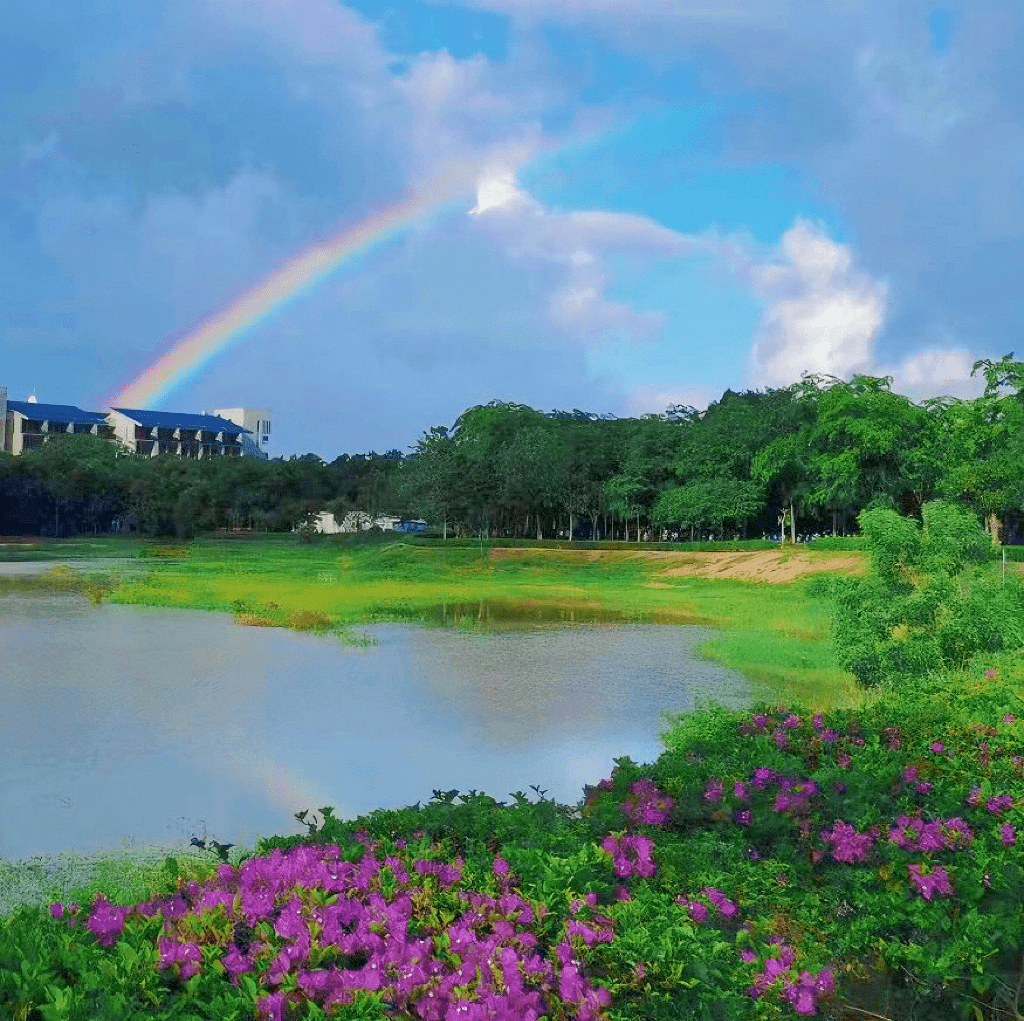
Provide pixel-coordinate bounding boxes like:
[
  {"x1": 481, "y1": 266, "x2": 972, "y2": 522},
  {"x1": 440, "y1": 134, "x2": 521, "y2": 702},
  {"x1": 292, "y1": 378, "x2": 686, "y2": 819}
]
[
  {"x1": 487, "y1": 546, "x2": 869, "y2": 583},
  {"x1": 649, "y1": 550, "x2": 868, "y2": 583}
]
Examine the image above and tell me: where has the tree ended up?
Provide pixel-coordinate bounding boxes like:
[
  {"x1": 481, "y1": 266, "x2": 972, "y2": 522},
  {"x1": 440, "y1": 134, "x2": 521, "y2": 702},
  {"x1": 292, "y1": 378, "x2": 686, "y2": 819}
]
[
  {"x1": 605, "y1": 470, "x2": 649, "y2": 542},
  {"x1": 397, "y1": 426, "x2": 458, "y2": 538},
  {"x1": 653, "y1": 478, "x2": 763, "y2": 540},
  {"x1": 752, "y1": 429, "x2": 815, "y2": 543},
  {"x1": 22, "y1": 433, "x2": 126, "y2": 536},
  {"x1": 933, "y1": 354, "x2": 1024, "y2": 545},
  {"x1": 799, "y1": 373, "x2": 933, "y2": 531}
]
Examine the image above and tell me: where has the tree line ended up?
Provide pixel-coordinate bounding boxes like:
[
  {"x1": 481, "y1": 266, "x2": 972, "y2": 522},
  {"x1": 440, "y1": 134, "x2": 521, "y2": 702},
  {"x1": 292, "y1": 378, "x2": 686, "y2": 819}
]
[{"x1": 1, "y1": 356, "x2": 1022, "y2": 543}]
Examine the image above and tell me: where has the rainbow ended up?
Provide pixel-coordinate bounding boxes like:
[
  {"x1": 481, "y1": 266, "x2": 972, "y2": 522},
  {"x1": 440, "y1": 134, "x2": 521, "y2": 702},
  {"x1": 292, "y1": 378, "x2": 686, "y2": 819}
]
[{"x1": 102, "y1": 124, "x2": 607, "y2": 410}]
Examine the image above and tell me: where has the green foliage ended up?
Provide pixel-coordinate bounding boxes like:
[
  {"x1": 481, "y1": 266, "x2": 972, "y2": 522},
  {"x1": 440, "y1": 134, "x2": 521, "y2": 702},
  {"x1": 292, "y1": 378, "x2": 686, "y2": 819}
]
[
  {"x1": 857, "y1": 505, "x2": 922, "y2": 586},
  {"x1": 653, "y1": 478, "x2": 764, "y2": 536},
  {"x1": 828, "y1": 501, "x2": 1024, "y2": 689},
  {"x1": 332, "y1": 525, "x2": 404, "y2": 547}
]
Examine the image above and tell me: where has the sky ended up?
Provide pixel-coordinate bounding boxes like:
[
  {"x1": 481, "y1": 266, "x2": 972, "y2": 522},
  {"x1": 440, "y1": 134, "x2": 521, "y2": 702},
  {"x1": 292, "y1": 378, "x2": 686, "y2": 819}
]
[{"x1": 3, "y1": 0, "x2": 1021, "y2": 460}]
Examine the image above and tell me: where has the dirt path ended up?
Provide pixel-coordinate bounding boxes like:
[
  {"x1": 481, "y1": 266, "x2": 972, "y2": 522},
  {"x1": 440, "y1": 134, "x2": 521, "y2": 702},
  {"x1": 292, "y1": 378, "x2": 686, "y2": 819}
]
[{"x1": 487, "y1": 547, "x2": 869, "y2": 583}]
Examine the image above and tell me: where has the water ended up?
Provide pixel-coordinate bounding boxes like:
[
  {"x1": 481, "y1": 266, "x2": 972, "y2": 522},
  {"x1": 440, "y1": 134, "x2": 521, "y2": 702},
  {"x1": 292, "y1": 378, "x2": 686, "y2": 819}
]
[{"x1": 0, "y1": 560, "x2": 774, "y2": 916}]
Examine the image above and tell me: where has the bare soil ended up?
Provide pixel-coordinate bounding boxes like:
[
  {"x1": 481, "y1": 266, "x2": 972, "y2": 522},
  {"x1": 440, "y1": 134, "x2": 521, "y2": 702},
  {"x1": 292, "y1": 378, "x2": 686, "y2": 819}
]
[{"x1": 487, "y1": 547, "x2": 869, "y2": 583}]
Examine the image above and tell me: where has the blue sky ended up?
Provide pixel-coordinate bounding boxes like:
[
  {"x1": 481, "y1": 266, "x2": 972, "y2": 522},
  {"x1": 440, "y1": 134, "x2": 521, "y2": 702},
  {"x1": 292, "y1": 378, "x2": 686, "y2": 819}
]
[{"x1": 3, "y1": 0, "x2": 1018, "y2": 459}]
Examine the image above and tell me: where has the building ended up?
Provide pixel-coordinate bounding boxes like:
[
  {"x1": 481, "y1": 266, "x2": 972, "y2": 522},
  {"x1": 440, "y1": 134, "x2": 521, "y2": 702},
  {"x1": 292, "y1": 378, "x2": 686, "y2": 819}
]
[
  {"x1": 1, "y1": 387, "x2": 265, "y2": 460},
  {"x1": 107, "y1": 408, "x2": 249, "y2": 458},
  {"x1": 3, "y1": 397, "x2": 114, "y2": 455},
  {"x1": 311, "y1": 511, "x2": 428, "y2": 534},
  {"x1": 208, "y1": 407, "x2": 271, "y2": 460}
]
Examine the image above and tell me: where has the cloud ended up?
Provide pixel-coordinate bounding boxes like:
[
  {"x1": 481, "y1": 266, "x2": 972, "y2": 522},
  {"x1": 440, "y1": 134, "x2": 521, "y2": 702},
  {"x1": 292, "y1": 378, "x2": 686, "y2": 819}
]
[
  {"x1": 734, "y1": 218, "x2": 889, "y2": 389},
  {"x1": 728, "y1": 218, "x2": 986, "y2": 402},
  {"x1": 469, "y1": 171, "x2": 534, "y2": 215},
  {"x1": 875, "y1": 344, "x2": 985, "y2": 402},
  {"x1": 854, "y1": 42, "x2": 994, "y2": 146},
  {"x1": 468, "y1": 169, "x2": 699, "y2": 344}
]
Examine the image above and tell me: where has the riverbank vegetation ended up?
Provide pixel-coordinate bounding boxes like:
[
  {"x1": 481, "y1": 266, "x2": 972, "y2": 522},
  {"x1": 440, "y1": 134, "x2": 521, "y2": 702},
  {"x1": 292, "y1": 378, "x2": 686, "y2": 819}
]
[
  {"x1": 2, "y1": 501, "x2": 1024, "y2": 1019},
  {"x1": 2, "y1": 361, "x2": 1023, "y2": 549},
  {"x1": 1, "y1": 531, "x2": 880, "y2": 714}
]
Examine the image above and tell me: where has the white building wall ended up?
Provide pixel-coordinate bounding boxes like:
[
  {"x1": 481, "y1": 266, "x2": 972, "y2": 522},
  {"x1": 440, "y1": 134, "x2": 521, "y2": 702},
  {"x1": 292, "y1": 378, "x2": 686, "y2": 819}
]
[
  {"x1": 314, "y1": 511, "x2": 402, "y2": 534},
  {"x1": 213, "y1": 407, "x2": 271, "y2": 458},
  {"x1": 106, "y1": 410, "x2": 141, "y2": 454}
]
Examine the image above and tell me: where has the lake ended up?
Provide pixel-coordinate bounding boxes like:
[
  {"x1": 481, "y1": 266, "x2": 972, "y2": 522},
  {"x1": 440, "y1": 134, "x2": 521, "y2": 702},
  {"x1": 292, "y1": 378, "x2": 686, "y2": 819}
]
[{"x1": 0, "y1": 558, "x2": 774, "y2": 916}]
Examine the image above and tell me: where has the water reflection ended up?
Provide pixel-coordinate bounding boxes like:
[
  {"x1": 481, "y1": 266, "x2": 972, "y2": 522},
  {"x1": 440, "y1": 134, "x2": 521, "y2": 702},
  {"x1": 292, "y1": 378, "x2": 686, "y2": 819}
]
[
  {"x1": 0, "y1": 585, "x2": 774, "y2": 917},
  {"x1": 419, "y1": 598, "x2": 710, "y2": 627}
]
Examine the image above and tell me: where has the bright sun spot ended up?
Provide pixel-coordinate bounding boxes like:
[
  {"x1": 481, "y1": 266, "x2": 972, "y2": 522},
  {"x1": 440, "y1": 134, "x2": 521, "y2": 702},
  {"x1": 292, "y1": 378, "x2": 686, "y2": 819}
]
[{"x1": 469, "y1": 172, "x2": 522, "y2": 216}]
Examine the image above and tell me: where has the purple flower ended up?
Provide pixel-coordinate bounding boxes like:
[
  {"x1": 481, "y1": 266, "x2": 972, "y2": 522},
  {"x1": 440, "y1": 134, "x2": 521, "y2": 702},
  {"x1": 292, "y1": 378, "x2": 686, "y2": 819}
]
[
  {"x1": 675, "y1": 897, "x2": 708, "y2": 923},
  {"x1": 821, "y1": 820, "x2": 875, "y2": 864},
  {"x1": 907, "y1": 863, "x2": 953, "y2": 900},
  {"x1": 1000, "y1": 824, "x2": 1018, "y2": 845},
  {"x1": 704, "y1": 777, "x2": 724, "y2": 803}
]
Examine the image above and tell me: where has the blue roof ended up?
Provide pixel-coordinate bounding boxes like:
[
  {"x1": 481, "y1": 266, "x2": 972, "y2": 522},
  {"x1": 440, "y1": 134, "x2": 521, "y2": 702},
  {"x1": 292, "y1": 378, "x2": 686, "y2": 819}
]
[
  {"x1": 110, "y1": 408, "x2": 252, "y2": 433},
  {"x1": 6, "y1": 401, "x2": 108, "y2": 425}
]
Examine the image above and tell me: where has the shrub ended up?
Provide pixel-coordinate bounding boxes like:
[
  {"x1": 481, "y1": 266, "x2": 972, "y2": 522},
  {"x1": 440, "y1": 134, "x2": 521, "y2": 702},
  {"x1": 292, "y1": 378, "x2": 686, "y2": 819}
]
[
  {"x1": 828, "y1": 501, "x2": 1024, "y2": 690},
  {"x1": 288, "y1": 609, "x2": 333, "y2": 631}
]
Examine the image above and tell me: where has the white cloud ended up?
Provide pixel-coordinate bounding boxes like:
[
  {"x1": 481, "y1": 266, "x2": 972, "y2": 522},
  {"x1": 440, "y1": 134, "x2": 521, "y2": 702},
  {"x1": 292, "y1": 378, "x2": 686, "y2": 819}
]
[
  {"x1": 876, "y1": 345, "x2": 986, "y2": 402},
  {"x1": 468, "y1": 171, "x2": 699, "y2": 344},
  {"x1": 469, "y1": 172, "x2": 533, "y2": 215},
  {"x1": 721, "y1": 218, "x2": 989, "y2": 402},
  {"x1": 733, "y1": 218, "x2": 888, "y2": 389},
  {"x1": 621, "y1": 382, "x2": 719, "y2": 418}
]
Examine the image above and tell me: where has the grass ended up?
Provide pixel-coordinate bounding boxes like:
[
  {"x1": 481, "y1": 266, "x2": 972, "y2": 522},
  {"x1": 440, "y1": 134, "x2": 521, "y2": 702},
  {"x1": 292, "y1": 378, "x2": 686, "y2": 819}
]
[
  {"x1": 1, "y1": 534, "x2": 1022, "y2": 1019},
  {"x1": 0, "y1": 534, "x2": 881, "y2": 714}
]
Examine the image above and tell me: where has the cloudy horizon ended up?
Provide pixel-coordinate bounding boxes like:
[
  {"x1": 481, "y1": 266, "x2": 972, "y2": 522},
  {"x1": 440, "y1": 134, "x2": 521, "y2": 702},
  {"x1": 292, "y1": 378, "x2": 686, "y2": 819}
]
[{"x1": 3, "y1": 0, "x2": 1018, "y2": 459}]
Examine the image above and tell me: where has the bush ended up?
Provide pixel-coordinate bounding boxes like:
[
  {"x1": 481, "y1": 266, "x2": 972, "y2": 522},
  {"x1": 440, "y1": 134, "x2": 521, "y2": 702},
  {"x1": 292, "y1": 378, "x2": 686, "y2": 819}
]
[
  {"x1": 288, "y1": 609, "x2": 333, "y2": 631},
  {"x1": 828, "y1": 501, "x2": 1024, "y2": 689}
]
